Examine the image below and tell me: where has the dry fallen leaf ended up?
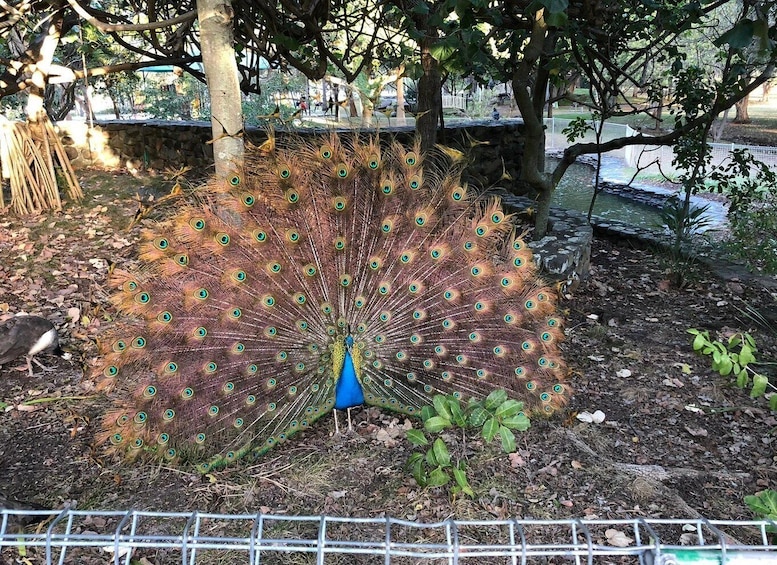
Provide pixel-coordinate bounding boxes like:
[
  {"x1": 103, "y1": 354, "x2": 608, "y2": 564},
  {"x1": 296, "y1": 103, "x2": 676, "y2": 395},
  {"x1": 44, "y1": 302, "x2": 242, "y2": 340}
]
[
  {"x1": 684, "y1": 426, "x2": 708, "y2": 437},
  {"x1": 662, "y1": 377, "x2": 685, "y2": 388},
  {"x1": 605, "y1": 528, "x2": 633, "y2": 547},
  {"x1": 508, "y1": 452, "x2": 525, "y2": 468}
]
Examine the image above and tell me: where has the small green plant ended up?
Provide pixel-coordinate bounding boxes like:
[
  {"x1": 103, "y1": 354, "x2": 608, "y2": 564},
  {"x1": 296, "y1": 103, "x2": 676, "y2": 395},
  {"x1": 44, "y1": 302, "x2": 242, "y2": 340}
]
[
  {"x1": 744, "y1": 489, "x2": 777, "y2": 539},
  {"x1": 688, "y1": 329, "x2": 777, "y2": 410},
  {"x1": 658, "y1": 196, "x2": 713, "y2": 243},
  {"x1": 406, "y1": 390, "x2": 530, "y2": 497}
]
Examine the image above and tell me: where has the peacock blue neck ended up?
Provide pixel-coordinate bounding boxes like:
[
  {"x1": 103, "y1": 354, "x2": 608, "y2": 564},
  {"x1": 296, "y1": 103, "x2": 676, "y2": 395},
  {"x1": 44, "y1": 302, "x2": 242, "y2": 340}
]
[{"x1": 334, "y1": 336, "x2": 365, "y2": 409}]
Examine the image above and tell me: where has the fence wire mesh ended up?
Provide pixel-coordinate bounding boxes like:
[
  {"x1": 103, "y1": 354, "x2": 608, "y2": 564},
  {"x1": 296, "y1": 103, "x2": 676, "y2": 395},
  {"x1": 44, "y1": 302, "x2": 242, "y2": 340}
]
[{"x1": 1, "y1": 510, "x2": 776, "y2": 565}]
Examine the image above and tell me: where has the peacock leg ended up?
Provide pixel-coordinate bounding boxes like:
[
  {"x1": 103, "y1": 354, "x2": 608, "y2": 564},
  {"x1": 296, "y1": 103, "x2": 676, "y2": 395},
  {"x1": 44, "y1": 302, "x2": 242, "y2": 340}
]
[{"x1": 333, "y1": 409, "x2": 341, "y2": 435}]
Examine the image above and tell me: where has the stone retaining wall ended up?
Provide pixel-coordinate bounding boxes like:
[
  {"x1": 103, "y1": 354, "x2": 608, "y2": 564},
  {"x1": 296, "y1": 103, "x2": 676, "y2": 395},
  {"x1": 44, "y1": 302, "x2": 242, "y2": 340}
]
[
  {"x1": 54, "y1": 118, "x2": 592, "y2": 287},
  {"x1": 55, "y1": 119, "x2": 526, "y2": 188}
]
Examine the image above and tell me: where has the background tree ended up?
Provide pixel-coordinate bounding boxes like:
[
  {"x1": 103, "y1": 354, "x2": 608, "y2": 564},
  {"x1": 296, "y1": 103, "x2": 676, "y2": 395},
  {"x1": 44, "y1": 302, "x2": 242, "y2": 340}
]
[{"x1": 435, "y1": 0, "x2": 777, "y2": 237}]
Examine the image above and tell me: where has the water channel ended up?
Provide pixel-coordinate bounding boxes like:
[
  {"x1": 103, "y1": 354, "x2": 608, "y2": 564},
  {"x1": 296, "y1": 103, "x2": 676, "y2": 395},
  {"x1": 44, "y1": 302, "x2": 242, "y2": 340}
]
[{"x1": 548, "y1": 158, "x2": 665, "y2": 230}]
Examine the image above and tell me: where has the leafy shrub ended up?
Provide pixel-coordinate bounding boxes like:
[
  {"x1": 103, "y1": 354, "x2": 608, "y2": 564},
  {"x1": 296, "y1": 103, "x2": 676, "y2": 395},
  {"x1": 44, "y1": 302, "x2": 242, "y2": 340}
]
[
  {"x1": 406, "y1": 391, "x2": 530, "y2": 497},
  {"x1": 725, "y1": 204, "x2": 777, "y2": 274},
  {"x1": 688, "y1": 329, "x2": 776, "y2": 409}
]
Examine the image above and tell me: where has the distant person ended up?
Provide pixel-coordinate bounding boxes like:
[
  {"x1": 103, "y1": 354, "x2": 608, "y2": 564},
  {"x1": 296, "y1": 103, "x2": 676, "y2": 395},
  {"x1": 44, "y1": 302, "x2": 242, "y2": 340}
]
[
  {"x1": 492, "y1": 107, "x2": 500, "y2": 120},
  {"x1": 300, "y1": 96, "x2": 308, "y2": 115}
]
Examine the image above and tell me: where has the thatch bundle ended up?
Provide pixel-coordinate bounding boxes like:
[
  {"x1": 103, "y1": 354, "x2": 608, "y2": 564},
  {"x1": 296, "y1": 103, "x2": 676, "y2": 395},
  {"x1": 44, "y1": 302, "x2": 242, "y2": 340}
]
[{"x1": 0, "y1": 116, "x2": 83, "y2": 214}]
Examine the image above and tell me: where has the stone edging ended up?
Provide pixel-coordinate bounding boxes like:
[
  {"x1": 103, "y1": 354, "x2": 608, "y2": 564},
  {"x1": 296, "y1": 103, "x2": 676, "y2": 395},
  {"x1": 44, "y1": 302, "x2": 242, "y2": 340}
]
[{"x1": 490, "y1": 189, "x2": 593, "y2": 292}]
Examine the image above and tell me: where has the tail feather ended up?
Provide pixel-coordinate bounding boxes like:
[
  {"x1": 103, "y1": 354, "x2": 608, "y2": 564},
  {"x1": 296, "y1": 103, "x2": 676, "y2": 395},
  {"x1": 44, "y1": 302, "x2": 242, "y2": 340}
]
[{"x1": 96, "y1": 133, "x2": 570, "y2": 470}]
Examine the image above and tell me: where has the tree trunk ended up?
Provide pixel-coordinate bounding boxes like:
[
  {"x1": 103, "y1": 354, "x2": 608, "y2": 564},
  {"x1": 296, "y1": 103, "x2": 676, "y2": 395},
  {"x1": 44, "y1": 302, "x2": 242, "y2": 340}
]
[
  {"x1": 511, "y1": 10, "x2": 555, "y2": 238},
  {"x1": 734, "y1": 94, "x2": 750, "y2": 124},
  {"x1": 197, "y1": 0, "x2": 244, "y2": 177},
  {"x1": 416, "y1": 35, "x2": 441, "y2": 152},
  {"x1": 396, "y1": 69, "x2": 406, "y2": 121}
]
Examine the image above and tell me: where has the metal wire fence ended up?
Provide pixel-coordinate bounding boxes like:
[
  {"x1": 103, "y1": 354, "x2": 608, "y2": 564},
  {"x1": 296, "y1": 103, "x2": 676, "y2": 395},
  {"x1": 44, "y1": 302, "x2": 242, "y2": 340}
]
[{"x1": 1, "y1": 510, "x2": 776, "y2": 565}]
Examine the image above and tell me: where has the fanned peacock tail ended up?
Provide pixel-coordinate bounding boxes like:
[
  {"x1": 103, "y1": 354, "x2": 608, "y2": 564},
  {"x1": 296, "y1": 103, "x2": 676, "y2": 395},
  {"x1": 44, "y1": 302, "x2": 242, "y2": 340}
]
[{"x1": 96, "y1": 133, "x2": 569, "y2": 471}]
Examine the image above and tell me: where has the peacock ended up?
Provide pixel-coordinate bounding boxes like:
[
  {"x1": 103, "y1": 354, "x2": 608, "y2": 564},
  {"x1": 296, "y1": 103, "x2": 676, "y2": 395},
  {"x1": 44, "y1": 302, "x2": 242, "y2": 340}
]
[
  {"x1": 0, "y1": 315, "x2": 63, "y2": 377},
  {"x1": 96, "y1": 133, "x2": 569, "y2": 471}
]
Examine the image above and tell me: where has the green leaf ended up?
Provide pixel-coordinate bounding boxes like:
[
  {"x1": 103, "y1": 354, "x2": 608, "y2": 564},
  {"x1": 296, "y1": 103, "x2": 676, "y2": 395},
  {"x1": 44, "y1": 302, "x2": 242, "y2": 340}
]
[
  {"x1": 424, "y1": 416, "x2": 452, "y2": 433},
  {"x1": 769, "y1": 395, "x2": 777, "y2": 411},
  {"x1": 751, "y1": 374, "x2": 768, "y2": 398},
  {"x1": 433, "y1": 395, "x2": 452, "y2": 420},
  {"x1": 501, "y1": 413, "x2": 531, "y2": 431},
  {"x1": 425, "y1": 447, "x2": 438, "y2": 467},
  {"x1": 692, "y1": 332, "x2": 706, "y2": 351},
  {"x1": 420, "y1": 405, "x2": 435, "y2": 422},
  {"x1": 545, "y1": 10, "x2": 568, "y2": 28},
  {"x1": 482, "y1": 417, "x2": 499, "y2": 442},
  {"x1": 740, "y1": 344, "x2": 756, "y2": 366},
  {"x1": 449, "y1": 399, "x2": 466, "y2": 427},
  {"x1": 408, "y1": 453, "x2": 426, "y2": 486},
  {"x1": 714, "y1": 19, "x2": 755, "y2": 49},
  {"x1": 452, "y1": 466, "x2": 475, "y2": 497},
  {"x1": 745, "y1": 490, "x2": 777, "y2": 519},
  {"x1": 495, "y1": 399, "x2": 523, "y2": 419},
  {"x1": 432, "y1": 438, "x2": 451, "y2": 467},
  {"x1": 468, "y1": 406, "x2": 488, "y2": 427},
  {"x1": 540, "y1": 0, "x2": 568, "y2": 13},
  {"x1": 499, "y1": 425, "x2": 516, "y2": 453},
  {"x1": 406, "y1": 429, "x2": 429, "y2": 446},
  {"x1": 427, "y1": 467, "x2": 450, "y2": 487},
  {"x1": 736, "y1": 370, "x2": 749, "y2": 388},
  {"x1": 484, "y1": 389, "x2": 507, "y2": 410},
  {"x1": 411, "y1": 2, "x2": 430, "y2": 15}
]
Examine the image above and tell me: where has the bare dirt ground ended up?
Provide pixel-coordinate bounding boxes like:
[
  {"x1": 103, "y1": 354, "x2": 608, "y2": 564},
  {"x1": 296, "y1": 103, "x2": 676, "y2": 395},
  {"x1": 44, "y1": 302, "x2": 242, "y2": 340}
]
[{"x1": 1, "y1": 164, "x2": 776, "y2": 564}]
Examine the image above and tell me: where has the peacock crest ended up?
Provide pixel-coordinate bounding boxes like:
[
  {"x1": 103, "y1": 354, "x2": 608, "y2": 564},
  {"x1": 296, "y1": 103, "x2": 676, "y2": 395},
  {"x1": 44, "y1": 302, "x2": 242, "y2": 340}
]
[{"x1": 96, "y1": 133, "x2": 569, "y2": 471}]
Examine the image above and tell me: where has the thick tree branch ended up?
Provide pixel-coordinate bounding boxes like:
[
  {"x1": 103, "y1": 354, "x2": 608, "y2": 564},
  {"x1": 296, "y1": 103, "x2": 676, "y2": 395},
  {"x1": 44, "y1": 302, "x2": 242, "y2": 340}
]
[
  {"x1": 65, "y1": 0, "x2": 197, "y2": 32},
  {"x1": 551, "y1": 65, "x2": 777, "y2": 186}
]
